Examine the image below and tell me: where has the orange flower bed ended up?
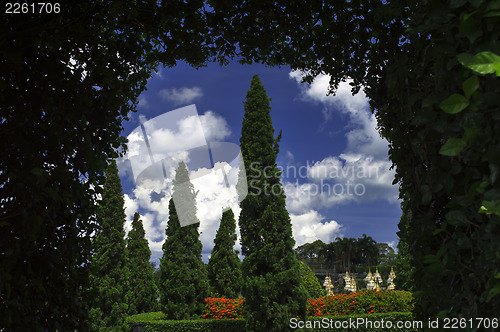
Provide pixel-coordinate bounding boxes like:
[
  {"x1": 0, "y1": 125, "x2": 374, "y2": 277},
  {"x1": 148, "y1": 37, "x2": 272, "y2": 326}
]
[
  {"x1": 306, "y1": 290, "x2": 414, "y2": 317},
  {"x1": 203, "y1": 297, "x2": 244, "y2": 320},
  {"x1": 203, "y1": 290, "x2": 413, "y2": 320}
]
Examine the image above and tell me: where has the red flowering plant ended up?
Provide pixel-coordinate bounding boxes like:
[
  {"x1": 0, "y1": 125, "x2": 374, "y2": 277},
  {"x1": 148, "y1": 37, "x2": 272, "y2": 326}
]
[
  {"x1": 203, "y1": 297, "x2": 245, "y2": 320},
  {"x1": 306, "y1": 290, "x2": 414, "y2": 317}
]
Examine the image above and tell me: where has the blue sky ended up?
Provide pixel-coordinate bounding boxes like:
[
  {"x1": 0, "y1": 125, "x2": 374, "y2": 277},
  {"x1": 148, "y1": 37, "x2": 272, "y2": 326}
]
[{"x1": 118, "y1": 60, "x2": 401, "y2": 264}]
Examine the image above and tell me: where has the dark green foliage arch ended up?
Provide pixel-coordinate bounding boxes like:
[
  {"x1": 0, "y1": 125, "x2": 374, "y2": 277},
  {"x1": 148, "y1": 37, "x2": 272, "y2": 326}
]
[
  {"x1": 0, "y1": 1, "x2": 215, "y2": 329},
  {"x1": 4, "y1": 1, "x2": 500, "y2": 328}
]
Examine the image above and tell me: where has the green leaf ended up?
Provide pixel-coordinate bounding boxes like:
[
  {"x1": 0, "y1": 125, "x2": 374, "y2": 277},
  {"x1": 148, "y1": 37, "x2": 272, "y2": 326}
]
[
  {"x1": 439, "y1": 138, "x2": 466, "y2": 156},
  {"x1": 458, "y1": 51, "x2": 500, "y2": 74},
  {"x1": 463, "y1": 124, "x2": 480, "y2": 143},
  {"x1": 439, "y1": 94, "x2": 469, "y2": 114},
  {"x1": 484, "y1": 10, "x2": 500, "y2": 17},
  {"x1": 486, "y1": 283, "x2": 500, "y2": 302},
  {"x1": 445, "y1": 210, "x2": 468, "y2": 226},
  {"x1": 462, "y1": 76, "x2": 479, "y2": 99},
  {"x1": 459, "y1": 15, "x2": 482, "y2": 43},
  {"x1": 495, "y1": 62, "x2": 500, "y2": 76},
  {"x1": 478, "y1": 200, "x2": 500, "y2": 215},
  {"x1": 421, "y1": 95, "x2": 441, "y2": 108}
]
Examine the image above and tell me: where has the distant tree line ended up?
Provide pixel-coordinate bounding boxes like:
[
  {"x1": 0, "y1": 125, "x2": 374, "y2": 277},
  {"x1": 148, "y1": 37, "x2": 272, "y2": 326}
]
[{"x1": 295, "y1": 235, "x2": 397, "y2": 272}]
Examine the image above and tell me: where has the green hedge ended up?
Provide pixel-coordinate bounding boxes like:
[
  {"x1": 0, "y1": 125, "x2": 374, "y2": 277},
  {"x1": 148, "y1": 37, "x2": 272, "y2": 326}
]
[
  {"x1": 293, "y1": 312, "x2": 420, "y2": 331},
  {"x1": 126, "y1": 312, "x2": 419, "y2": 332},
  {"x1": 127, "y1": 318, "x2": 245, "y2": 332},
  {"x1": 126, "y1": 312, "x2": 168, "y2": 324}
]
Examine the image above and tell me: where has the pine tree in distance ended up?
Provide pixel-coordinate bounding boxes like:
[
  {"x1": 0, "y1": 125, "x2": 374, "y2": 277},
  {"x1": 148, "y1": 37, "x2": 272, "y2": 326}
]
[
  {"x1": 88, "y1": 159, "x2": 129, "y2": 331},
  {"x1": 159, "y1": 162, "x2": 208, "y2": 319},
  {"x1": 207, "y1": 208, "x2": 242, "y2": 298},
  {"x1": 239, "y1": 75, "x2": 308, "y2": 331},
  {"x1": 126, "y1": 212, "x2": 159, "y2": 315}
]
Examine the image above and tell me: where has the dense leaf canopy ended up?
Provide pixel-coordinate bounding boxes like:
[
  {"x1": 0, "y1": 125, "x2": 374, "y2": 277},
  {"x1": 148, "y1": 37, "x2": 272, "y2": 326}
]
[
  {"x1": 1, "y1": 1, "x2": 177, "y2": 329},
  {"x1": 0, "y1": 1, "x2": 221, "y2": 328}
]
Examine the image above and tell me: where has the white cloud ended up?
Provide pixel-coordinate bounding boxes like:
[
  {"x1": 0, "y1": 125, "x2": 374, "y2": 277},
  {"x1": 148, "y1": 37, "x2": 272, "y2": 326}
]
[
  {"x1": 198, "y1": 111, "x2": 231, "y2": 142},
  {"x1": 123, "y1": 162, "x2": 243, "y2": 264},
  {"x1": 154, "y1": 67, "x2": 164, "y2": 79},
  {"x1": 286, "y1": 70, "x2": 399, "y2": 215},
  {"x1": 121, "y1": 107, "x2": 232, "y2": 187},
  {"x1": 120, "y1": 108, "x2": 241, "y2": 264},
  {"x1": 290, "y1": 210, "x2": 343, "y2": 247},
  {"x1": 138, "y1": 96, "x2": 150, "y2": 109},
  {"x1": 289, "y1": 71, "x2": 368, "y2": 121},
  {"x1": 124, "y1": 193, "x2": 139, "y2": 234},
  {"x1": 387, "y1": 241, "x2": 397, "y2": 252},
  {"x1": 159, "y1": 86, "x2": 203, "y2": 105}
]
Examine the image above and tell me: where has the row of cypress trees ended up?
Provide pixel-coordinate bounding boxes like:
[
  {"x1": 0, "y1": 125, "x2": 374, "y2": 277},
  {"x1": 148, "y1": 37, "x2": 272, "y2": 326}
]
[
  {"x1": 87, "y1": 159, "x2": 243, "y2": 330},
  {"x1": 89, "y1": 75, "x2": 307, "y2": 331},
  {"x1": 86, "y1": 160, "x2": 158, "y2": 331}
]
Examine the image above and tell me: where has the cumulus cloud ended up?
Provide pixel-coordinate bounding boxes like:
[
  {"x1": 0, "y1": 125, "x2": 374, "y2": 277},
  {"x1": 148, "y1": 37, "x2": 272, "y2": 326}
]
[
  {"x1": 121, "y1": 106, "x2": 232, "y2": 187},
  {"x1": 289, "y1": 72, "x2": 368, "y2": 121},
  {"x1": 137, "y1": 96, "x2": 150, "y2": 109},
  {"x1": 285, "y1": 70, "x2": 399, "y2": 216},
  {"x1": 159, "y1": 86, "x2": 203, "y2": 105},
  {"x1": 120, "y1": 106, "x2": 241, "y2": 263},
  {"x1": 154, "y1": 68, "x2": 164, "y2": 79},
  {"x1": 199, "y1": 111, "x2": 232, "y2": 141},
  {"x1": 387, "y1": 241, "x2": 397, "y2": 252},
  {"x1": 290, "y1": 210, "x2": 343, "y2": 247},
  {"x1": 124, "y1": 162, "x2": 243, "y2": 264}
]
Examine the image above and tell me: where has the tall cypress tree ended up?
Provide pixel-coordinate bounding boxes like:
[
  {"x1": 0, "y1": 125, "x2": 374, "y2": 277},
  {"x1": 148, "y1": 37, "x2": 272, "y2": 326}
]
[
  {"x1": 126, "y1": 212, "x2": 159, "y2": 315},
  {"x1": 239, "y1": 75, "x2": 308, "y2": 331},
  {"x1": 88, "y1": 159, "x2": 129, "y2": 331},
  {"x1": 159, "y1": 162, "x2": 208, "y2": 319},
  {"x1": 207, "y1": 208, "x2": 242, "y2": 298}
]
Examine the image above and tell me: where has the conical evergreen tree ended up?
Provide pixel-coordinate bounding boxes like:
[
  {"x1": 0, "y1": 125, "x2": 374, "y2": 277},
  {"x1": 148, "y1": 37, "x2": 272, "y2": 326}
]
[
  {"x1": 88, "y1": 159, "x2": 129, "y2": 331},
  {"x1": 159, "y1": 162, "x2": 209, "y2": 319},
  {"x1": 239, "y1": 75, "x2": 308, "y2": 331},
  {"x1": 207, "y1": 208, "x2": 242, "y2": 298},
  {"x1": 126, "y1": 212, "x2": 159, "y2": 315}
]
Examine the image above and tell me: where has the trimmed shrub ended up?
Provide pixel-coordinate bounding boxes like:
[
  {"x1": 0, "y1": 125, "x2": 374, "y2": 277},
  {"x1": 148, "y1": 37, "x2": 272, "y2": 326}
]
[
  {"x1": 126, "y1": 312, "x2": 418, "y2": 332},
  {"x1": 293, "y1": 312, "x2": 420, "y2": 331},
  {"x1": 125, "y1": 311, "x2": 166, "y2": 324},
  {"x1": 299, "y1": 261, "x2": 326, "y2": 298},
  {"x1": 126, "y1": 318, "x2": 245, "y2": 332}
]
